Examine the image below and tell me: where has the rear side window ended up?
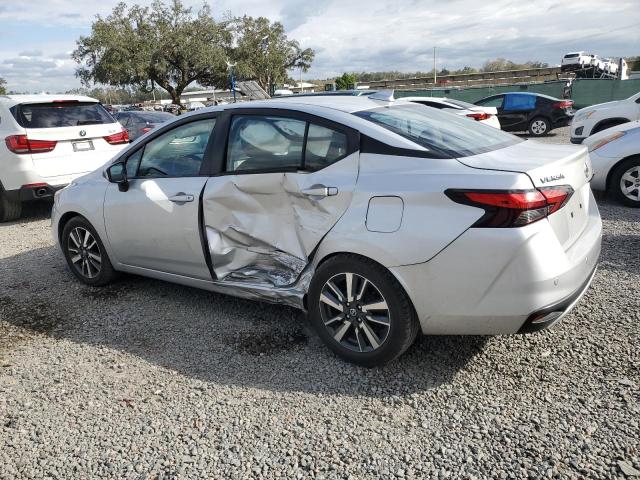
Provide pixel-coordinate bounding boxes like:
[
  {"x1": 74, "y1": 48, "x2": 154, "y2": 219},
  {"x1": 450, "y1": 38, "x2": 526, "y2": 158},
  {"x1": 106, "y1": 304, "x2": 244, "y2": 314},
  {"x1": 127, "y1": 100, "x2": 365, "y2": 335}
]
[
  {"x1": 305, "y1": 124, "x2": 348, "y2": 170},
  {"x1": 227, "y1": 116, "x2": 306, "y2": 172},
  {"x1": 503, "y1": 94, "x2": 536, "y2": 111},
  {"x1": 11, "y1": 102, "x2": 115, "y2": 128},
  {"x1": 226, "y1": 115, "x2": 350, "y2": 173},
  {"x1": 476, "y1": 96, "x2": 504, "y2": 108}
]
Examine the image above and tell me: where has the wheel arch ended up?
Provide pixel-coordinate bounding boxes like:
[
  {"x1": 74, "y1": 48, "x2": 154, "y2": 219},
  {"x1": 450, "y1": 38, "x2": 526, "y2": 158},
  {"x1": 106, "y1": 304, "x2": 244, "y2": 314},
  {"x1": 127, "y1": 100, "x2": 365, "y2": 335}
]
[
  {"x1": 592, "y1": 117, "x2": 630, "y2": 135},
  {"x1": 605, "y1": 154, "x2": 640, "y2": 191},
  {"x1": 57, "y1": 211, "x2": 84, "y2": 244},
  {"x1": 306, "y1": 250, "x2": 417, "y2": 316}
]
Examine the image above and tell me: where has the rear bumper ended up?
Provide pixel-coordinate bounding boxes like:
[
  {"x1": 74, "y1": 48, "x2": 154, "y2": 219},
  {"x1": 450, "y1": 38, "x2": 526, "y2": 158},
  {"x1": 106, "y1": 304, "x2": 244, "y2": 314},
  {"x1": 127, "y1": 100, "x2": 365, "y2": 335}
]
[
  {"x1": 518, "y1": 265, "x2": 597, "y2": 333},
  {"x1": 390, "y1": 190, "x2": 602, "y2": 335},
  {"x1": 4, "y1": 184, "x2": 66, "y2": 202}
]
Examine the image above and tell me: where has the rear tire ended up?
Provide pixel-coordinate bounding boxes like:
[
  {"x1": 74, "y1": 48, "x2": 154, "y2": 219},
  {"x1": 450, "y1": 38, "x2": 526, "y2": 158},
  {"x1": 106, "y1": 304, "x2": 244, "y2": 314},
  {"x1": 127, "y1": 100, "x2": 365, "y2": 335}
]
[
  {"x1": 61, "y1": 216, "x2": 119, "y2": 286},
  {"x1": 528, "y1": 117, "x2": 550, "y2": 137},
  {"x1": 308, "y1": 254, "x2": 419, "y2": 367},
  {"x1": 609, "y1": 157, "x2": 640, "y2": 207},
  {"x1": 0, "y1": 190, "x2": 22, "y2": 222}
]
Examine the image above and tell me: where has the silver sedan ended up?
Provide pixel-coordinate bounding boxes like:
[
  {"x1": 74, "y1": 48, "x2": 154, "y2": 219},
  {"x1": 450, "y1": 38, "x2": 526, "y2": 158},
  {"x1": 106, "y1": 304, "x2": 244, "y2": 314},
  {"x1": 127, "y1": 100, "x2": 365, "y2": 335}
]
[{"x1": 52, "y1": 93, "x2": 602, "y2": 366}]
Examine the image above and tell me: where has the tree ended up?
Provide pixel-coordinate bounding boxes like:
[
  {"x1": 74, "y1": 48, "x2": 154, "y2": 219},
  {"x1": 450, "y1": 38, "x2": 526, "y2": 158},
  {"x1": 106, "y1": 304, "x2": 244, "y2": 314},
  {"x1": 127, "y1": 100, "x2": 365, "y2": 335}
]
[
  {"x1": 0, "y1": 77, "x2": 6, "y2": 95},
  {"x1": 335, "y1": 73, "x2": 358, "y2": 90},
  {"x1": 73, "y1": 0, "x2": 231, "y2": 104},
  {"x1": 230, "y1": 16, "x2": 314, "y2": 94}
]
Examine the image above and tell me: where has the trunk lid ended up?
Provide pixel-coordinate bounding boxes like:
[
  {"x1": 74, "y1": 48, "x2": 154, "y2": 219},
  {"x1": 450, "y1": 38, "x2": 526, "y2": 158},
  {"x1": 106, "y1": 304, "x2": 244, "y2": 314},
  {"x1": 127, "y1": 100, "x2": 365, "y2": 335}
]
[{"x1": 457, "y1": 140, "x2": 593, "y2": 250}]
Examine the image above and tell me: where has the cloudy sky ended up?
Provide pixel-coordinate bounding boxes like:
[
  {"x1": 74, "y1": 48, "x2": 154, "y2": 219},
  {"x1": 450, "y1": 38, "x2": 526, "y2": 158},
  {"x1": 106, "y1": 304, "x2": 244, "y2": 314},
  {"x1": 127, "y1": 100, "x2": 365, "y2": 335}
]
[{"x1": 0, "y1": 0, "x2": 638, "y2": 92}]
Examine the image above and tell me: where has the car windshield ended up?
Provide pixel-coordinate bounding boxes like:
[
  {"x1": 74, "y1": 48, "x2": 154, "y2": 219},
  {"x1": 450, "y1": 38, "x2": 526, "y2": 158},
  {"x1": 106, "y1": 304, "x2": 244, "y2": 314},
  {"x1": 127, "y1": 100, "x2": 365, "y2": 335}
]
[
  {"x1": 354, "y1": 103, "x2": 521, "y2": 157},
  {"x1": 11, "y1": 102, "x2": 114, "y2": 128}
]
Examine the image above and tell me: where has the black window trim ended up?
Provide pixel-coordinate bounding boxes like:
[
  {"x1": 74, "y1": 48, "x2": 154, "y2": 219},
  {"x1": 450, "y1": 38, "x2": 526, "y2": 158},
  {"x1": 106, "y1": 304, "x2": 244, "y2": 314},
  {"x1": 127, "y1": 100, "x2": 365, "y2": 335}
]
[{"x1": 211, "y1": 108, "x2": 360, "y2": 177}]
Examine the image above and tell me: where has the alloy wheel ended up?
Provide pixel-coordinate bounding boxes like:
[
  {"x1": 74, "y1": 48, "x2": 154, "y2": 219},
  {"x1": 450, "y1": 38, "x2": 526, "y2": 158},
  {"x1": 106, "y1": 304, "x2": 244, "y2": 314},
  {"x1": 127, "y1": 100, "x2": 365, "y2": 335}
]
[
  {"x1": 531, "y1": 120, "x2": 547, "y2": 135},
  {"x1": 620, "y1": 166, "x2": 640, "y2": 202},
  {"x1": 67, "y1": 227, "x2": 102, "y2": 279},
  {"x1": 318, "y1": 272, "x2": 391, "y2": 353}
]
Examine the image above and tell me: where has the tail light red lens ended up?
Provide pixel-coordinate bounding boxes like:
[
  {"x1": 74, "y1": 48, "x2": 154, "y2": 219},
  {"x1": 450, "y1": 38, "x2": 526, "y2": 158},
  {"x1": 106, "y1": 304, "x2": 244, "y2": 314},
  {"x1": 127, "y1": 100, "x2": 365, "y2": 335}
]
[
  {"x1": 445, "y1": 186, "x2": 574, "y2": 227},
  {"x1": 103, "y1": 129, "x2": 129, "y2": 145},
  {"x1": 552, "y1": 100, "x2": 573, "y2": 109},
  {"x1": 5, "y1": 135, "x2": 57, "y2": 154},
  {"x1": 466, "y1": 112, "x2": 491, "y2": 121}
]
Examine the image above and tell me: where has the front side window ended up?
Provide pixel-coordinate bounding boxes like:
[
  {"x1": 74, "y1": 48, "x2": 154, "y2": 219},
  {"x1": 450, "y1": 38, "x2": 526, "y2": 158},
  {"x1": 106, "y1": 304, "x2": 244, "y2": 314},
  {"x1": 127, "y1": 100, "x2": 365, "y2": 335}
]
[
  {"x1": 226, "y1": 116, "x2": 306, "y2": 172},
  {"x1": 354, "y1": 103, "x2": 521, "y2": 157},
  {"x1": 136, "y1": 118, "x2": 216, "y2": 177}
]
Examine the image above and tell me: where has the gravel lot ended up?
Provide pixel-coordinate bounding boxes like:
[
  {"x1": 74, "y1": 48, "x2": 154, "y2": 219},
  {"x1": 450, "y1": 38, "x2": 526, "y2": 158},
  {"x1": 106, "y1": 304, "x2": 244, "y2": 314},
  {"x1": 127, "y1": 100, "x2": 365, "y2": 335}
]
[{"x1": 1, "y1": 127, "x2": 639, "y2": 479}]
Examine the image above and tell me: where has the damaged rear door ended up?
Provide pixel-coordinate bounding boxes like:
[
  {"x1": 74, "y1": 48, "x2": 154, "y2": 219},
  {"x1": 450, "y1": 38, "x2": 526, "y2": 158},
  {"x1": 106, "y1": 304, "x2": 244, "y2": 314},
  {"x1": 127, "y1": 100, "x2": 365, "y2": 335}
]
[{"x1": 202, "y1": 110, "x2": 359, "y2": 288}]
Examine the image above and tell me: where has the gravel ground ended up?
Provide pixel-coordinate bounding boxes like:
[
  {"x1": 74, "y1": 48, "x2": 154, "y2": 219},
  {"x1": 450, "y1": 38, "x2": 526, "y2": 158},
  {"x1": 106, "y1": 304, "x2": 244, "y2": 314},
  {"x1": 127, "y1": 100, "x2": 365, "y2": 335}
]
[{"x1": 1, "y1": 127, "x2": 639, "y2": 479}]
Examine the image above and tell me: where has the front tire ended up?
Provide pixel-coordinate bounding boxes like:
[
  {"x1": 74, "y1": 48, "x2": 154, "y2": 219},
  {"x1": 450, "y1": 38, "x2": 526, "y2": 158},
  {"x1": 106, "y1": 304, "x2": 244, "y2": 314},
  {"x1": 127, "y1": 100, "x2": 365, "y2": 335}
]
[
  {"x1": 528, "y1": 117, "x2": 550, "y2": 137},
  {"x1": 0, "y1": 190, "x2": 22, "y2": 222},
  {"x1": 609, "y1": 157, "x2": 640, "y2": 207},
  {"x1": 308, "y1": 255, "x2": 419, "y2": 367},
  {"x1": 61, "y1": 216, "x2": 118, "y2": 286}
]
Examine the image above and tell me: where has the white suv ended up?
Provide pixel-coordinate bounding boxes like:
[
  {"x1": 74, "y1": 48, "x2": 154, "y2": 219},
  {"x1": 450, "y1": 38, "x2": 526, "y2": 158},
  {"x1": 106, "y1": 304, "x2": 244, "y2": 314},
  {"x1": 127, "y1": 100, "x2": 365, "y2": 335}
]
[
  {"x1": 561, "y1": 52, "x2": 593, "y2": 72},
  {"x1": 570, "y1": 91, "x2": 640, "y2": 144},
  {"x1": 0, "y1": 95, "x2": 128, "y2": 221}
]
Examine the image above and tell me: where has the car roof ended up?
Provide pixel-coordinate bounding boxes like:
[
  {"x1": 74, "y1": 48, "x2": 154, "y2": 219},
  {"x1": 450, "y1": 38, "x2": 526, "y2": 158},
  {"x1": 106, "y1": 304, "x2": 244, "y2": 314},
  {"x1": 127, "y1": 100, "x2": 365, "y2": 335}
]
[
  {"x1": 248, "y1": 95, "x2": 395, "y2": 113},
  {"x1": 0, "y1": 94, "x2": 99, "y2": 107}
]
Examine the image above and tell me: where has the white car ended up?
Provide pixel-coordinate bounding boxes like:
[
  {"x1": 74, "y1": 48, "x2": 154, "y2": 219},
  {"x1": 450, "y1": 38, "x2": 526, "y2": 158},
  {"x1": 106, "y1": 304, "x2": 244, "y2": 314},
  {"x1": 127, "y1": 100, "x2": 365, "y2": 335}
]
[
  {"x1": 400, "y1": 97, "x2": 501, "y2": 129},
  {"x1": 561, "y1": 52, "x2": 593, "y2": 72},
  {"x1": 52, "y1": 94, "x2": 601, "y2": 366},
  {"x1": 585, "y1": 120, "x2": 640, "y2": 207},
  {"x1": 571, "y1": 91, "x2": 640, "y2": 144},
  {"x1": 0, "y1": 95, "x2": 128, "y2": 221}
]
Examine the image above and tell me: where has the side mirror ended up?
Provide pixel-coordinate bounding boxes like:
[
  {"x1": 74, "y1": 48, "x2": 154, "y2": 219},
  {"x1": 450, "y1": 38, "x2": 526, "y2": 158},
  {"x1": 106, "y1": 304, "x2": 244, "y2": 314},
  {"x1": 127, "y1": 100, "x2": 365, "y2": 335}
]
[{"x1": 106, "y1": 162, "x2": 129, "y2": 192}]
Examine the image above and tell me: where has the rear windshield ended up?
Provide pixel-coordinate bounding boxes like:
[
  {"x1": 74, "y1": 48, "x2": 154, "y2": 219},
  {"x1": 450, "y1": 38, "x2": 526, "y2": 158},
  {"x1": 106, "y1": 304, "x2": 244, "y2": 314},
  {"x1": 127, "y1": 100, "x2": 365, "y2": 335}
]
[
  {"x1": 564, "y1": 53, "x2": 579, "y2": 58},
  {"x1": 10, "y1": 102, "x2": 115, "y2": 128},
  {"x1": 443, "y1": 98, "x2": 479, "y2": 110},
  {"x1": 354, "y1": 104, "x2": 522, "y2": 157}
]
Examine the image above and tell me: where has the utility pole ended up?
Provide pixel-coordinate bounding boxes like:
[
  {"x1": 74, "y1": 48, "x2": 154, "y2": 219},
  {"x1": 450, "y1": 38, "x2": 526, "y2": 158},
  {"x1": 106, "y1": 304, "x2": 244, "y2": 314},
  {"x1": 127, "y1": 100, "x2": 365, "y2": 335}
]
[{"x1": 433, "y1": 46, "x2": 437, "y2": 85}]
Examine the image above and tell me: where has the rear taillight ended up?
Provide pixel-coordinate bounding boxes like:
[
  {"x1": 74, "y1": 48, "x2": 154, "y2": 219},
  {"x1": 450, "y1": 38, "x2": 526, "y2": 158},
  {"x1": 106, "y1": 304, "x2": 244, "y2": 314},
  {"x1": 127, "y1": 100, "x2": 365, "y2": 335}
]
[
  {"x1": 552, "y1": 100, "x2": 573, "y2": 109},
  {"x1": 5, "y1": 135, "x2": 57, "y2": 154},
  {"x1": 103, "y1": 129, "x2": 129, "y2": 145},
  {"x1": 445, "y1": 186, "x2": 574, "y2": 227},
  {"x1": 466, "y1": 112, "x2": 491, "y2": 121}
]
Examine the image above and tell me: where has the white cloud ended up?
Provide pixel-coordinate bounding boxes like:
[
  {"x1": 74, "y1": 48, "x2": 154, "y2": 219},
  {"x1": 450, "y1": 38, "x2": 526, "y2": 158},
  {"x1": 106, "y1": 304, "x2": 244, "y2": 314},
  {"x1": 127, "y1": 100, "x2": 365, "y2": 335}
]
[{"x1": 0, "y1": 0, "x2": 638, "y2": 91}]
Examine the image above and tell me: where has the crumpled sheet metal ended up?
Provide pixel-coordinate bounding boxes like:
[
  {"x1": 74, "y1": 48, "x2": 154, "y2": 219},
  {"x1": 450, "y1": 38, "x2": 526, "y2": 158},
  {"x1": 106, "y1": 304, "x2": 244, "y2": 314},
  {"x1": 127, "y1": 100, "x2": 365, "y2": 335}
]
[{"x1": 202, "y1": 172, "x2": 343, "y2": 293}]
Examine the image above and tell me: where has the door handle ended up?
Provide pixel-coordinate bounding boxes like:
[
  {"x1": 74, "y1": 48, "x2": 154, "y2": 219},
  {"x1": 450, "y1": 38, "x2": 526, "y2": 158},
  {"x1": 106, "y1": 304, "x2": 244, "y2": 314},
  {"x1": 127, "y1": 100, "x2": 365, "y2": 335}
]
[
  {"x1": 169, "y1": 193, "x2": 194, "y2": 203},
  {"x1": 301, "y1": 185, "x2": 338, "y2": 197}
]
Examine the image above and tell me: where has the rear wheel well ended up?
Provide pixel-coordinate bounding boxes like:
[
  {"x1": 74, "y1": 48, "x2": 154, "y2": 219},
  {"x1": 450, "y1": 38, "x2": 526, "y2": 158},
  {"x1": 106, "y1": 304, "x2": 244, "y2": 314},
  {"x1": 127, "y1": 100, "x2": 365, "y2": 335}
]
[
  {"x1": 592, "y1": 118, "x2": 629, "y2": 135},
  {"x1": 305, "y1": 252, "x2": 412, "y2": 310}
]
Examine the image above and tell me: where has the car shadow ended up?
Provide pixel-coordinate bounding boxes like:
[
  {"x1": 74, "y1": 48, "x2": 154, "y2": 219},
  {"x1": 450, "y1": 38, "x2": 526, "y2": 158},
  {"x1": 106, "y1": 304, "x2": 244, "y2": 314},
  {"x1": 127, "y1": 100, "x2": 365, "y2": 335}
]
[{"x1": 0, "y1": 244, "x2": 488, "y2": 397}]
